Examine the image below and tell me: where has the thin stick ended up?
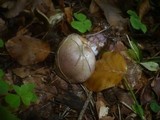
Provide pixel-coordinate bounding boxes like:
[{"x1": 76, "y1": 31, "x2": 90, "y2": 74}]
[
  {"x1": 78, "y1": 91, "x2": 93, "y2": 120},
  {"x1": 118, "y1": 104, "x2": 122, "y2": 120},
  {"x1": 86, "y1": 27, "x2": 109, "y2": 37}
]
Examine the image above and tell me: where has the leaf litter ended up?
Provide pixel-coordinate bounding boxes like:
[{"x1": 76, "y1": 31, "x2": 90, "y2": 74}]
[{"x1": 0, "y1": 0, "x2": 160, "y2": 120}]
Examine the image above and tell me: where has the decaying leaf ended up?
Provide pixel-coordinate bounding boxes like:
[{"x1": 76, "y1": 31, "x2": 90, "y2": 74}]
[
  {"x1": 103, "y1": 88, "x2": 134, "y2": 115},
  {"x1": 0, "y1": 18, "x2": 6, "y2": 32},
  {"x1": 95, "y1": 0, "x2": 128, "y2": 30},
  {"x1": 12, "y1": 67, "x2": 32, "y2": 78},
  {"x1": 35, "y1": 0, "x2": 64, "y2": 28},
  {"x1": 64, "y1": 7, "x2": 73, "y2": 23},
  {"x1": 36, "y1": 0, "x2": 55, "y2": 17},
  {"x1": 140, "y1": 84, "x2": 153, "y2": 105},
  {"x1": 1, "y1": 0, "x2": 40, "y2": 18},
  {"x1": 84, "y1": 51, "x2": 127, "y2": 92},
  {"x1": 5, "y1": 35, "x2": 50, "y2": 65},
  {"x1": 125, "y1": 60, "x2": 143, "y2": 89},
  {"x1": 96, "y1": 93, "x2": 109, "y2": 119},
  {"x1": 152, "y1": 77, "x2": 160, "y2": 100},
  {"x1": 89, "y1": 0, "x2": 100, "y2": 14},
  {"x1": 138, "y1": 0, "x2": 151, "y2": 20}
]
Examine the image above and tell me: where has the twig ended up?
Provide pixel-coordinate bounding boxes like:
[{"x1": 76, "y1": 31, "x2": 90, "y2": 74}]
[
  {"x1": 120, "y1": 101, "x2": 133, "y2": 112},
  {"x1": 86, "y1": 27, "x2": 109, "y2": 37},
  {"x1": 78, "y1": 91, "x2": 93, "y2": 120},
  {"x1": 118, "y1": 104, "x2": 121, "y2": 120}
]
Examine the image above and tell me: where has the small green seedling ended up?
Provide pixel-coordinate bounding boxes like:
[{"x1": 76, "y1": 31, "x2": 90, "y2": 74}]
[
  {"x1": 127, "y1": 37, "x2": 142, "y2": 62},
  {"x1": 150, "y1": 100, "x2": 160, "y2": 113},
  {"x1": 2, "y1": 82, "x2": 38, "y2": 108},
  {"x1": 124, "y1": 78, "x2": 145, "y2": 120},
  {"x1": 127, "y1": 35, "x2": 159, "y2": 72},
  {"x1": 127, "y1": 10, "x2": 147, "y2": 33},
  {"x1": 132, "y1": 103, "x2": 145, "y2": 120},
  {"x1": 71, "y1": 13, "x2": 92, "y2": 33},
  {"x1": 0, "y1": 105, "x2": 20, "y2": 120},
  {"x1": 0, "y1": 69, "x2": 38, "y2": 120},
  {"x1": 140, "y1": 62, "x2": 159, "y2": 72},
  {"x1": 0, "y1": 38, "x2": 4, "y2": 48}
]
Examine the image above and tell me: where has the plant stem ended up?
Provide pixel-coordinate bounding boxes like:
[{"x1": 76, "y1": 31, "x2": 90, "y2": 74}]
[{"x1": 123, "y1": 77, "x2": 146, "y2": 120}]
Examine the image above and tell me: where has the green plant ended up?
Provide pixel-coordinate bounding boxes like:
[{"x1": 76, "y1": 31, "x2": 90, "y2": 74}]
[
  {"x1": 150, "y1": 100, "x2": 160, "y2": 113},
  {"x1": 0, "y1": 38, "x2": 4, "y2": 48},
  {"x1": 0, "y1": 79, "x2": 37, "y2": 108},
  {"x1": 127, "y1": 35, "x2": 159, "y2": 72},
  {"x1": 71, "y1": 13, "x2": 92, "y2": 33},
  {"x1": 124, "y1": 78, "x2": 145, "y2": 120},
  {"x1": 0, "y1": 69, "x2": 38, "y2": 120},
  {"x1": 5, "y1": 83, "x2": 38, "y2": 108},
  {"x1": 127, "y1": 39, "x2": 142, "y2": 62},
  {"x1": 0, "y1": 105, "x2": 20, "y2": 120},
  {"x1": 127, "y1": 10, "x2": 147, "y2": 33}
]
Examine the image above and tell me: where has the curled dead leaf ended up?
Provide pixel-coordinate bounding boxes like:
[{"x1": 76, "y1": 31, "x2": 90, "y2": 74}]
[
  {"x1": 84, "y1": 51, "x2": 127, "y2": 92},
  {"x1": 5, "y1": 35, "x2": 50, "y2": 65}
]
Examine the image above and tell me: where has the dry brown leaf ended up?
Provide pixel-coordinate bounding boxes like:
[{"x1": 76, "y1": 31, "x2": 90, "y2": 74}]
[
  {"x1": 95, "y1": 0, "x2": 128, "y2": 30},
  {"x1": 0, "y1": 18, "x2": 6, "y2": 32},
  {"x1": 5, "y1": 35, "x2": 50, "y2": 65},
  {"x1": 125, "y1": 60, "x2": 142, "y2": 89},
  {"x1": 96, "y1": 93, "x2": 109, "y2": 119},
  {"x1": 1, "y1": 0, "x2": 38, "y2": 18},
  {"x1": 152, "y1": 77, "x2": 160, "y2": 100},
  {"x1": 140, "y1": 84, "x2": 153, "y2": 105},
  {"x1": 64, "y1": 7, "x2": 73, "y2": 23},
  {"x1": 36, "y1": 0, "x2": 55, "y2": 17},
  {"x1": 12, "y1": 67, "x2": 32, "y2": 78},
  {"x1": 100, "y1": 116, "x2": 115, "y2": 120},
  {"x1": 138, "y1": 0, "x2": 151, "y2": 20},
  {"x1": 84, "y1": 51, "x2": 127, "y2": 92},
  {"x1": 1, "y1": 0, "x2": 24, "y2": 18},
  {"x1": 89, "y1": 0, "x2": 100, "y2": 14}
]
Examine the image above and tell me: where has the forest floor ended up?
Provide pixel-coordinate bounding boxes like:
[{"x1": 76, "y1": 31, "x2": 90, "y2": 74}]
[{"x1": 0, "y1": 0, "x2": 160, "y2": 120}]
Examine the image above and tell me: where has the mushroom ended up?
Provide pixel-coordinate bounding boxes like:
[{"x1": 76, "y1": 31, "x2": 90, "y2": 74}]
[{"x1": 55, "y1": 34, "x2": 96, "y2": 83}]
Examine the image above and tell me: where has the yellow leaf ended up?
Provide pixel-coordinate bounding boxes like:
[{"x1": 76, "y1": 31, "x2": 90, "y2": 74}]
[{"x1": 84, "y1": 51, "x2": 127, "y2": 92}]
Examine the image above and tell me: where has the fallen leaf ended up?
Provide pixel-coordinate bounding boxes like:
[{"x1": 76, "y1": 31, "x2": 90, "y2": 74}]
[
  {"x1": 138, "y1": 0, "x2": 151, "y2": 20},
  {"x1": 125, "y1": 60, "x2": 143, "y2": 89},
  {"x1": 84, "y1": 51, "x2": 127, "y2": 92},
  {"x1": 1, "y1": 0, "x2": 37, "y2": 18},
  {"x1": 36, "y1": 0, "x2": 55, "y2": 17},
  {"x1": 95, "y1": 0, "x2": 128, "y2": 30},
  {"x1": 109, "y1": 41, "x2": 127, "y2": 52},
  {"x1": 140, "y1": 84, "x2": 153, "y2": 105},
  {"x1": 152, "y1": 77, "x2": 160, "y2": 100},
  {"x1": 5, "y1": 35, "x2": 51, "y2": 65},
  {"x1": 96, "y1": 92, "x2": 109, "y2": 119},
  {"x1": 103, "y1": 88, "x2": 134, "y2": 115},
  {"x1": 12, "y1": 67, "x2": 32, "y2": 78},
  {"x1": 100, "y1": 116, "x2": 115, "y2": 120},
  {"x1": 89, "y1": 0, "x2": 100, "y2": 14},
  {"x1": 64, "y1": 7, "x2": 73, "y2": 23},
  {"x1": 0, "y1": 18, "x2": 6, "y2": 32}
]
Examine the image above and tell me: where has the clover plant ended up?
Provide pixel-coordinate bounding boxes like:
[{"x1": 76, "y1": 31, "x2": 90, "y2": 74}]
[
  {"x1": 0, "y1": 69, "x2": 38, "y2": 120},
  {"x1": 127, "y1": 10, "x2": 147, "y2": 33},
  {"x1": 71, "y1": 13, "x2": 92, "y2": 33}
]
